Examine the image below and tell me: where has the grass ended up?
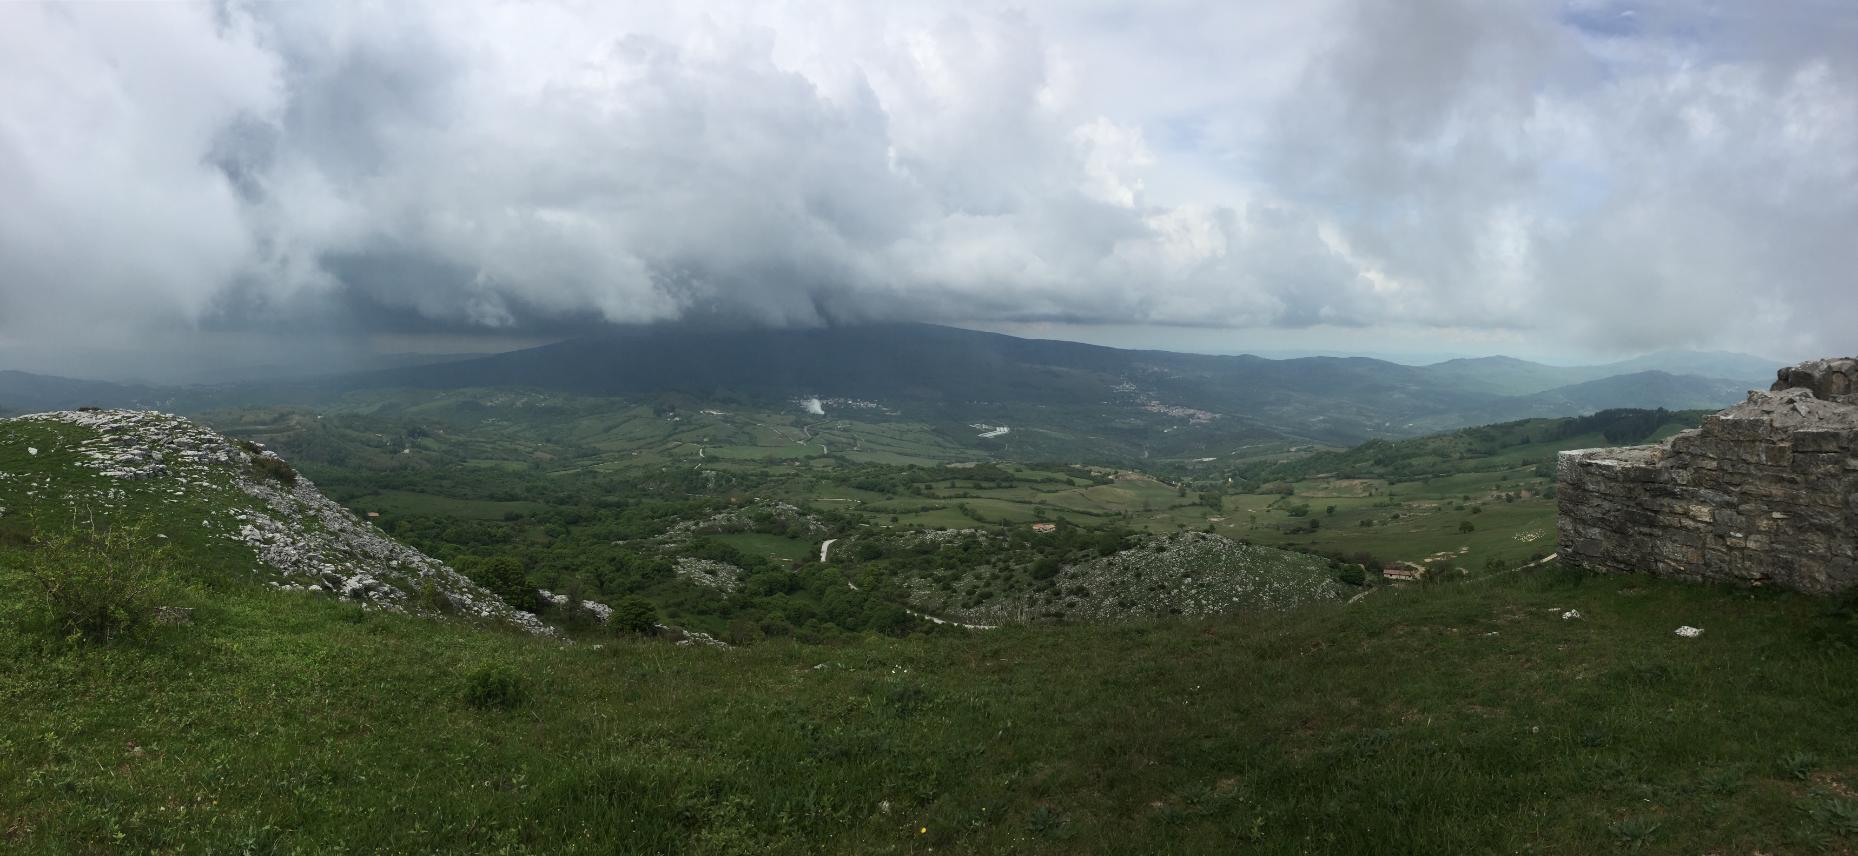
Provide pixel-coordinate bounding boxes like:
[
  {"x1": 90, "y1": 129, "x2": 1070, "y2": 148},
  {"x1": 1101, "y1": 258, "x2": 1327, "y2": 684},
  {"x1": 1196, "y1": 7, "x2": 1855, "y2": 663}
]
[
  {"x1": 3, "y1": 552, "x2": 1857, "y2": 853},
  {"x1": 191, "y1": 394, "x2": 1616, "y2": 576},
  {"x1": 12, "y1": 401, "x2": 1833, "y2": 851}
]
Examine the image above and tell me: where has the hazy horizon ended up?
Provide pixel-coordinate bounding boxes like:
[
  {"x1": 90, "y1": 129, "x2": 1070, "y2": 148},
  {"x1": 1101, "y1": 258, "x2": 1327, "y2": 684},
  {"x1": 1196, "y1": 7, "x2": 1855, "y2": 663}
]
[{"x1": 0, "y1": 319, "x2": 1792, "y2": 386}]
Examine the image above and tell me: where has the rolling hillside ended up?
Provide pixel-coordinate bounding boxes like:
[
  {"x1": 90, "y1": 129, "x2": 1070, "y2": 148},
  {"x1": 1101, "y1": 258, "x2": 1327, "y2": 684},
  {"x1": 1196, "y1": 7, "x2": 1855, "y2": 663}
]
[
  {"x1": 4, "y1": 410, "x2": 1857, "y2": 852},
  {"x1": 0, "y1": 326, "x2": 1765, "y2": 453},
  {"x1": 337, "y1": 324, "x2": 1754, "y2": 444}
]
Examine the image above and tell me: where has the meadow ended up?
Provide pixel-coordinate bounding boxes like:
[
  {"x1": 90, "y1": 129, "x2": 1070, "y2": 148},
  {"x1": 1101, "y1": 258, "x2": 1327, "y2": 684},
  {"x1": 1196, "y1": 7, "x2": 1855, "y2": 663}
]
[{"x1": 4, "y1": 547, "x2": 1857, "y2": 854}]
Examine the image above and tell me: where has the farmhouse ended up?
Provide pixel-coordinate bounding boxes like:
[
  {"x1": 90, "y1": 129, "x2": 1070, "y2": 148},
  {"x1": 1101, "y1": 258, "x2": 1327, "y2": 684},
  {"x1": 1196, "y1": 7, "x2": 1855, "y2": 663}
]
[{"x1": 1382, "y1": 561, "x2": 1426, "y2": 582}]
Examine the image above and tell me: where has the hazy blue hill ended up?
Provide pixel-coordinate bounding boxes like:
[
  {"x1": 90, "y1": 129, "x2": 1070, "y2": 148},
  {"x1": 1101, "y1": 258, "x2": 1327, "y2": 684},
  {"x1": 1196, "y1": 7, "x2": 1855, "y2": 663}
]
[
  {"x1": 1595, "y1": 349, "x2": 1778, "y2": 386},
  {"x1": 0, "y1": 326, "x2": 1778, "y2": 449},
  {"x1": 1415, "y1": 350, "x2": 1776, "y2": 397},
  {"x1": 0, "y1": 370, "x2": 157, "y2": 415},
  {"x1": 341, "y1": 324, "x2": 1502, "y2": 443},
  {"x1": 1415, "y1": 355, "x2": 1601, "y2": 396},
  {"x1": 1466, "y1": 370, "x2": 1752, "y2": 422}
]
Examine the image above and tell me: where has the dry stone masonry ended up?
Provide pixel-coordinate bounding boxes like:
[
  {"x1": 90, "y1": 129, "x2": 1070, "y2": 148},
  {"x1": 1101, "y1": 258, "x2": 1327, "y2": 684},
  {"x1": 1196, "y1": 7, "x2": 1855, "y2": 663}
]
[{"x1": 1557, "y1": 358, "x2": 1858, "y2": 593}]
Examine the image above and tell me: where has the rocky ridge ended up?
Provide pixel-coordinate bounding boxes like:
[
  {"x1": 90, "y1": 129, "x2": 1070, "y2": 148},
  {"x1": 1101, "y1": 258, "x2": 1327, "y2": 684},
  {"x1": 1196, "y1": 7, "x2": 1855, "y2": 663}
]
[{"x1": 4, "y1": 409, "x2": 550, "y2": 634}]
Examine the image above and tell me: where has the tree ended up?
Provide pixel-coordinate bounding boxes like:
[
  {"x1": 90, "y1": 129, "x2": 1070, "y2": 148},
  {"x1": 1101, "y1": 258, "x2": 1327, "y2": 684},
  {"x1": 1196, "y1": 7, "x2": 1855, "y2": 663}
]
[
  {"x1": 1459, "y1": 520, "x2": 1476, "y2": 534},
  {"x1": 560, "y1": 577, "x2": 596, "y2": 631},
  {"x1": 608, "y1": 595, "x2": 658, "y2": 635},
  {"x1": 471, "y1": 556, "x2": 536, "y2": 613}
]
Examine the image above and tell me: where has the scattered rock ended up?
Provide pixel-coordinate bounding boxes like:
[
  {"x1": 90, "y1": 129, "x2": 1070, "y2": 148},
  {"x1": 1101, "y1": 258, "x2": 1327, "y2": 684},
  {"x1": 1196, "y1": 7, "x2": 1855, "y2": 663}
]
[
  {"x1": 1561, "y1": 609, "x2": 1583, "y2": 621},
  {"x1": 9, "y1": 409, "x2": 553, "y2": 636},
  {"x1": 907, "y1": 530, "x2": 1341, "y2": 625},
  {"x1": 537, "y1": 589, "x2": 614, "y2": 623},
  {"x1": 675, "y1": 558, "x2": 745, "y2": 593},
  {"x1": 1674, "y1": 625, "x2": 1705, "y2": 638}
]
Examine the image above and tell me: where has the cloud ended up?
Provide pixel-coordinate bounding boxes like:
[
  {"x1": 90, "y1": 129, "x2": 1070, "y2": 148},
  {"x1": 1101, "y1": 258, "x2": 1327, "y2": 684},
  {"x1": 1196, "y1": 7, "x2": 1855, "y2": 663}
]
[{"x1": 0, "y1": 0, "x2": 1854, "y2": 363}]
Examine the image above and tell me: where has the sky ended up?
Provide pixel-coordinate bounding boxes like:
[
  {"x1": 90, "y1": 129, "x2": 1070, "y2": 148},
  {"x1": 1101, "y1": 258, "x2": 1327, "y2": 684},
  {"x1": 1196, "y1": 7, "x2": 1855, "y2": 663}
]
[{"x1": 1, "y1": 0, "x2": 1855, "y2": 380}]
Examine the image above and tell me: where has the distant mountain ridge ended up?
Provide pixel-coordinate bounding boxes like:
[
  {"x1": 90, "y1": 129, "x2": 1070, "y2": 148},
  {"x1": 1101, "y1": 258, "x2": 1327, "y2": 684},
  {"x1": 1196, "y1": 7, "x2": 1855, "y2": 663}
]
[
  {"x1": 338, "y1": 324, "x2": 1759, "y2": 442},
  {"x1": 0, "y1": 370, "x2": 158, "y2": 415},
  {"x1": 1416, "y1": 351, "x2": 1774, "y2": 396},
  {"x1": 0, "y1": 324, "x2": 1771, "y2": 447}
]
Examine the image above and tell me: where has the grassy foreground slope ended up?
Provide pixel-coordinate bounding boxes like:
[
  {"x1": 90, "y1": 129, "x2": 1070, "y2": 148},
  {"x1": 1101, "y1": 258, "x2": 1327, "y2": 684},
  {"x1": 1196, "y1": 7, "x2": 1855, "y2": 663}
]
[{"x1": 5, "y1": 554, "x2": 1858, "y2": 853}]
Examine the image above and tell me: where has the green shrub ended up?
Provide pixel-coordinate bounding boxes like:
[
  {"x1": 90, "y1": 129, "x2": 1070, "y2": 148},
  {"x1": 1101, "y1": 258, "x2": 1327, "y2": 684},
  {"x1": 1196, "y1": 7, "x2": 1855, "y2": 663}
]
[
  {"x1": 467, "y1": 556, "x2": 536, "y2": 612},
  {"x1": 607, "y1": 595, "x2": 658, "y2": 635},
  {"x1": 461, "y1": 663, "x2": 529, "y2": 710},
  {"x1": 248, "y1": 454, "x2": 297, "y2": 486},
  {"x1": 21, "y1": 522, "x2": 173, "y2": 644}
]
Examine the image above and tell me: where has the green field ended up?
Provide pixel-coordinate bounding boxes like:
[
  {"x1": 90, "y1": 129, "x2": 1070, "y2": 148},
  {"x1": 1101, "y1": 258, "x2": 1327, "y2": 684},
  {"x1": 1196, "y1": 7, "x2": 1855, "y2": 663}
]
[
  {"x1": 196, "y1": 400, "x2": 1698, "y2": 610},
  {"x1": 5, "y1": 539, "x2": 1858, "y2": 853}
]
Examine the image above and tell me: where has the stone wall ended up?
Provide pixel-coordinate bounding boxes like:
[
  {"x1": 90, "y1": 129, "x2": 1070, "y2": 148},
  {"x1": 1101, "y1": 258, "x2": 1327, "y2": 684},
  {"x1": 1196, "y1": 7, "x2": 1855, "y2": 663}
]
[{"x1": 1556, "y1": 358, "x2": 1858, "y2": 594}]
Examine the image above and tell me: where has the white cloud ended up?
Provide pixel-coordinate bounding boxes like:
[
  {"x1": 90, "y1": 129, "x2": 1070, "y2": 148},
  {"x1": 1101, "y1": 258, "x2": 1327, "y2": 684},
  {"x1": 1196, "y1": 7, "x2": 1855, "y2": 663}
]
[{"x1": 0, "y1": 0, "x2": 1853, "y2": 364}]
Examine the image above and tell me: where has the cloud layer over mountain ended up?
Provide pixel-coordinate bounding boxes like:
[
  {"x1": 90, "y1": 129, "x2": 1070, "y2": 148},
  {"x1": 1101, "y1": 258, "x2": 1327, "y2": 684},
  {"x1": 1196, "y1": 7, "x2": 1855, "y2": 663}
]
[{"x1": 2, "y1": 0, "x2": 1853, "y2": 361}]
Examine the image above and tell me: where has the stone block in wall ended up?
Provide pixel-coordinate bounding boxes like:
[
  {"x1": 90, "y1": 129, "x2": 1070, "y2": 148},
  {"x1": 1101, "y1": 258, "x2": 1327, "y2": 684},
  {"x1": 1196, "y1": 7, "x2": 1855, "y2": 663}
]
[{"x1": 1557, "y1": 359, "x2": 1858, "y2": 596}]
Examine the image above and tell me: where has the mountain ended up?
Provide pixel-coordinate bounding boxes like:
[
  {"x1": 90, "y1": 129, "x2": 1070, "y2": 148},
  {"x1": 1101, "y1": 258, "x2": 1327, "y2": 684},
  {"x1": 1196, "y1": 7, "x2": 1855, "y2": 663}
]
[
  {"x1": 341, "y1": 323, "x2": 1493, "y2": 443},
  {"x1": 341, "y1": 323, "x2": 1757, "y2": 444},
  {"x1": 1594, "y1": 350, "x2": 1779, "y2": 385},
  {"x1": 1415, "y1": 355, "x2": 1595, "y2": 396},
  {"x1": 1457, "y1": 371, "x2": 1755, "y2": 425},
  {"x1": 0, "y1": 370, "x2": 157, "y2": 415},
  {"x1": 0, "y1": 346, "x2": 487, "y2": 386},
  {"x1": 0, "y1": 325, "x2": 1768, "y2": 451},
  {"x1": 1416, "y1": 350, "x2": 1775, "y2": 397}
]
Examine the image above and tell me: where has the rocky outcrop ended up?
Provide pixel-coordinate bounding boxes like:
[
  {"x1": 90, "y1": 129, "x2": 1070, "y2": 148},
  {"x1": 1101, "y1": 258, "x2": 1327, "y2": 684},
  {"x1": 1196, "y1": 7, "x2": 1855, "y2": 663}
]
[
  {"x1": 1557, "y1": 360, "x2": 1858, "y2": 593},
  {"x1": 1771, "y1": 356, "x2": 1858, "y2": 403},
  {"x1": 902, "y1": 530, "x2": 1343, "y2": 625},
  {"x1": 9, "y1": 409, "x2": 551, "y2": 634},
  {"x1": 674, "y1": 558, "x2": 744, "y2": 593}
]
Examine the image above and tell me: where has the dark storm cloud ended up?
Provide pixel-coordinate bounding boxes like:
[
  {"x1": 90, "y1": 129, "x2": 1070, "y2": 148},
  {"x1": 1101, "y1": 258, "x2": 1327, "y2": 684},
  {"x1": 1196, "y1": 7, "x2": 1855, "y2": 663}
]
[{"x1": 0, "y1": 0, "x2": 1853, "y2": 364}]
